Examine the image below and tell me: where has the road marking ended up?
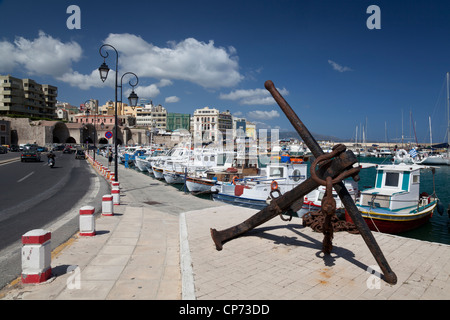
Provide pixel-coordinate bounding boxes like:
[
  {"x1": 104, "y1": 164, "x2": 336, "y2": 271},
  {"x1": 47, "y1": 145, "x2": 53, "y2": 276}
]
[{"x1": 17, "y1": 171, "x2": 34, "y2": 183}]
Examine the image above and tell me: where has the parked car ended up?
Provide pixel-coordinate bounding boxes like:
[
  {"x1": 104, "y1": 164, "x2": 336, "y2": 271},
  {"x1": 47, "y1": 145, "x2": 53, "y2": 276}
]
[
  {"x1": 9, "y1": 145, "x2": 20, "y2": 152},
  {"x1": 75, "y1": 149, "x2": 86, "y2": 159},
  {"x1": 52, "y1": 145, "x2": 65, "y2": 151},
  {"x1": 0, "y1": 146, "x2": 7, "y2": 154},
  {"x1": 21, "y1": 147, "x2": 41, "y2": 162}
]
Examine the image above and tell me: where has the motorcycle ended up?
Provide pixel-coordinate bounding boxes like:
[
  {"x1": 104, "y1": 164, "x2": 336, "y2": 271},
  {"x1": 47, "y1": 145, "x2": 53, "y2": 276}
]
[{"x1": 48, "y1": 158, "x2": 55, "y2": 168}]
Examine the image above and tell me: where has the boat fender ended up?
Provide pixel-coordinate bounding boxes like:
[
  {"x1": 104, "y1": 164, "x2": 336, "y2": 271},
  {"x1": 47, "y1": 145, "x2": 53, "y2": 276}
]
[
  {"x1": 271, "y1": 180, "x2": 278, "y2": 191},
  {"x1": 232, "y1": 176, "x2": 239, "y2": 185},
  {"x1": 436, "y1": 200, "x2": 444, "y2": 215}
]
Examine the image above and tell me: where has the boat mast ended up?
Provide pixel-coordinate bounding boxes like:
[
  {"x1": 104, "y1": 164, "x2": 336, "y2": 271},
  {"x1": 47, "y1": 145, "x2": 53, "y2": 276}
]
[
  {"x1": 447, "y1": 72, "x2": 450, "y2": 152},
  {"x1": 429, "y1": 116, "x2": 432, "y2": 148}
]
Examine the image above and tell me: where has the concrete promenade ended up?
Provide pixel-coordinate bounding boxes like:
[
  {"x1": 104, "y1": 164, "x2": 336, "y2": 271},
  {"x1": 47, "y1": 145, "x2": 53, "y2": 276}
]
[{"x1": 1, "y1": 153, "x2": 450, "y2": 300}]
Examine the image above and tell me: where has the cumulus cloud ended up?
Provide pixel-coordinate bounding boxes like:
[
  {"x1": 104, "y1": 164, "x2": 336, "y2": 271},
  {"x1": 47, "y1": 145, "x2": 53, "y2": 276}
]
[
  {"x1": 102, "y1": 33, "x2": 243, "y2": 89},
  {"x1": 165, "y1": 96, "x2": 180, "y2": 103},
  {"x1": 247, "y1": 110, "x2": 280, "y2": 120},
  {"x1": 0, "y1": 31, "x2": 243, "y2": 92},
  {"x1": 219, "y1": 87, "x2": 289, "y2": 105},
  {"x1": 57, "y1": 69, "x2": 113, "y2": 90},
  {"x1": 132, "y1": 84, "x2": 160, "y2": 98},
  {"x1": 328, "y1": 60, "x2": 353, "y2": 72},
  {"x1": 0, "y1": 31, "x2": 82, "y2": 77}
]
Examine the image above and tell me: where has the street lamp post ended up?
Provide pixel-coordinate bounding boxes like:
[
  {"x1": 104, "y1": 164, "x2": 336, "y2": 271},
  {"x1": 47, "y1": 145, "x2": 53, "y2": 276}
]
[{"x1": 98, "y1": 44, "x2": 139, "y2": 182}]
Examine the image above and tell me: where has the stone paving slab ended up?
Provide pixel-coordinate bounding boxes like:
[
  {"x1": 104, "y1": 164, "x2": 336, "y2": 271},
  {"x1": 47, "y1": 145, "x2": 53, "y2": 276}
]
[{"x1": 184, "y1": 205, "x2": 450, "y2": 300}]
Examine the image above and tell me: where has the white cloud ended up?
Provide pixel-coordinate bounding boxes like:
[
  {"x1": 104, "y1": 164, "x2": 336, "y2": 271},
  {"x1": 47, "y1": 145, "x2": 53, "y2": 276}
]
[
  {"x1": 247, "y1": 110, "x2": 280, "y2": 120},
  {"x1": 220, "y1": 87, "x2": 289, "y2": 105},
  {"x1": 57, "y1": 69, "x2": 113, "y2": 90},
  {"x1": 165, "y1": 96, "x2": 180, "y2": 103},
  {"x1": 0, "y1": 41, "x2": 17, "y2": 72},
  {"x1": 157, "y1": 79, "x2": 173, "y2": 87},
  {"x1": 328, "y1": 60, "x2": 353, "y2": 72},
  {"x1": 132, "y1": 84, "x2": 160, "y2": 98},
  {"x1": 0, "y1": 31, "x2": 82, "y2": 77},
  {"x1": 103, "y1": 33, "x2": 243, "y2": 89},
  {"x1": 0, "y1": 31, "x2": 243, "y2": 91}
]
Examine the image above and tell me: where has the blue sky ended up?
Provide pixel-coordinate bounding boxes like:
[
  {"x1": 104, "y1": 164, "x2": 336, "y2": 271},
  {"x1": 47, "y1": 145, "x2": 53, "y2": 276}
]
[{"x1": 1, "y1": 0, "x2": 450, "y2": 143}]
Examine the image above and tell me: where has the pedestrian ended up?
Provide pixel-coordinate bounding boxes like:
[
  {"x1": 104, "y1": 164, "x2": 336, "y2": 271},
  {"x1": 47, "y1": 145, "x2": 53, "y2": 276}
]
[{"x1": 108, "y1": 150, "x2": 113, "y2": 167}]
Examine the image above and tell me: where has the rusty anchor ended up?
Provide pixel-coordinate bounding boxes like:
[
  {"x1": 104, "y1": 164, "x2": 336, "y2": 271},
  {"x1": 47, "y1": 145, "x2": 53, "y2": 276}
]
[{"x1": 210, "y1": 80, "x2": 397, "y2": 285}]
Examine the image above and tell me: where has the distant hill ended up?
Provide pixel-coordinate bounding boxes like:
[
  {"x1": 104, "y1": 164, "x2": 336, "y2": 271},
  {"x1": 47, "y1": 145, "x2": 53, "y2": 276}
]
[{"x1": 277, "y1": 131, "x2": 344, "y2": 142}]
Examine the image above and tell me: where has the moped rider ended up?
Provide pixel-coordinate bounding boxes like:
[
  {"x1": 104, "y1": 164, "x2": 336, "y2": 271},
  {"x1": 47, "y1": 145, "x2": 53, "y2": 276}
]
[{"x1": 47, "y1": 151, "x2": 56, "y2": 165}]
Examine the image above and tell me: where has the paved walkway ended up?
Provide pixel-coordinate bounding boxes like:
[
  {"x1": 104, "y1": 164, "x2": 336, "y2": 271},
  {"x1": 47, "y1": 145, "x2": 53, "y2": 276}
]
[{"x1": 1, "y1": 153, "x2": 450, "y2": 300}]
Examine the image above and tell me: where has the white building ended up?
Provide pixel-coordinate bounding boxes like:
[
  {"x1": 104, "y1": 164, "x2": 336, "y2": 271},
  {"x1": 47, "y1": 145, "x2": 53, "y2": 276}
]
[
  {"x1": 193, "y1": 106, "x2": 233, "y2": 143},
  {"x1": 135, "y1": 102, "x2": 167, "y2": 130}
]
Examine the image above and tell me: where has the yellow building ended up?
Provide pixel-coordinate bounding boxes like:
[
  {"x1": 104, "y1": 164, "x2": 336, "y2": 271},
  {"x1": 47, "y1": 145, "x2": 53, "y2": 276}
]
[{"x1": 98, "y1": 101, "x2": 137, "y2": 117}]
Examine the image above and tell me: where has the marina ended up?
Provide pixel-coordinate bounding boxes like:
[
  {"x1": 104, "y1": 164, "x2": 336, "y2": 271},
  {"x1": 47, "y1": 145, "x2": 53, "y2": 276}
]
[{"x1": 113, "y1": 143, "x2": 450, "y2": 246}]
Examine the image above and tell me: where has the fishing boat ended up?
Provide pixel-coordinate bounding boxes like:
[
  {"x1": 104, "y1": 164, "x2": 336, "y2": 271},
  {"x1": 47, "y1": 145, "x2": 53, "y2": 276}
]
[
  {"x1": 151, "y1": 143, "x2": 191, "y2": 179},
  {"x1": 347, "y1": 163, "x2": 440, "y2": 234},
  {"x1": 187, "y1": 152, "x2": 259, "y2": 193},
  {"x1": 300, "y1": 179, "x2": 360, "y2": 217},
  {"x1": 185, "y1": 150, "x2": 235, "y2": 192},
  {"x1": 211, "y1": 161, "x2": 308, "y2": 213}
]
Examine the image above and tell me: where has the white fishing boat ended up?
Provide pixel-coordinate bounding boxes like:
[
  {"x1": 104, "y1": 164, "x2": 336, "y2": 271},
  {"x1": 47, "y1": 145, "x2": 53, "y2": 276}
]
[
  {"x1": 299, "y1": 179, "x2": 360, "y2": 217},
  {"x1": 185, "y1": 150, "x2": 235, "y2": 192},
  {"x1": 211, "y1": 162, "x2": 308, "y2": 214},
  {"x1": 163, "y1": 159, "x2": 190, "y2": 184},
  {"x1": 151, "y1": 144, "x2": 192, "y2": 179}
]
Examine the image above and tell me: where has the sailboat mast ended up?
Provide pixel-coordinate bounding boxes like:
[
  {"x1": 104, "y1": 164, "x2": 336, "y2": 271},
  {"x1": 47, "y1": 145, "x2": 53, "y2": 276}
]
[
  {"x1": 447, "y1": 72, "x2": 450, "y2": 148},
  {"x1": 429, "y1": 116, "x2": 432, "y2": 148}
]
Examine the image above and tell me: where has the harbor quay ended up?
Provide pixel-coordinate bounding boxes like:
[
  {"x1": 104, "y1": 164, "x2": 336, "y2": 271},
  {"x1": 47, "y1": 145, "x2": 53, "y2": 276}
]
[{"x1": 1, "y1": 153, "x2": 450, "y2": 301}]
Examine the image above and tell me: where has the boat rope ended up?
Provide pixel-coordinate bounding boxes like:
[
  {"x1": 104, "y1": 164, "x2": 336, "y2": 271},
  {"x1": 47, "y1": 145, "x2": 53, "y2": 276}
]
[
  {"x1": 302, "y1": 211, "x2": 359, "y2": 234},
  {"x1": 368, "y1": 194, "x2": 381, "y2": 233}
]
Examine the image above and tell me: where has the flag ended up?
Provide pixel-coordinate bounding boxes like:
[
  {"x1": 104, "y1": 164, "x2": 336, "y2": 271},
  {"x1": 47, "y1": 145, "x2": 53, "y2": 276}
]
[{"x1": 409, "y1": 149, "x2": 418, "y2": 158}]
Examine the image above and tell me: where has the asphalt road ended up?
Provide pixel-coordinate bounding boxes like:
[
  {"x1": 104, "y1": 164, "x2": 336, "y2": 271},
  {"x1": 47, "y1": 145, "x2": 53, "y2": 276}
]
[{"x1": 0, "y1": 151, "x2": 109, "y2": 289}]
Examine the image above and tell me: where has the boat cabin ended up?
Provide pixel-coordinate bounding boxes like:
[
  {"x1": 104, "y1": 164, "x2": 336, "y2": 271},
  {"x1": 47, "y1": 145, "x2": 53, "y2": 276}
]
[{"x1": 359, "y1": 164, "x2": 422, "y2": 212}]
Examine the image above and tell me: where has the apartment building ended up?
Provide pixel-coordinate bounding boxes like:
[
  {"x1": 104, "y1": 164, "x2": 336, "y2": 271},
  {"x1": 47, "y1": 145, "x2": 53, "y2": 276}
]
[
  {"x1": 193, "y1": 106, "x2": 233, "y2": 142},
  {"x1": 0, "y1": 74, "x2": 57, "y2": 119},
  {"x1": 135, "y1": 103, "x2": 167, "y2": 130}
]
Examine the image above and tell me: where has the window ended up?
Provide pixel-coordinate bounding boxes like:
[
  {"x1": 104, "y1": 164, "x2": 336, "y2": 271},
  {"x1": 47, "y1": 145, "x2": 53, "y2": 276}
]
[
  {"x1": 412, "y1": 175, "x2": 420, "y2": 184},
  {"x1": 269, "y1": 167, "x2": 284, "y2": 178},
  {"x1": 385, "y1": 172, "x2": 399, "y2": 187},
  {"x1": 292, "y1": 169, "x2": 302, "y2": 182}
]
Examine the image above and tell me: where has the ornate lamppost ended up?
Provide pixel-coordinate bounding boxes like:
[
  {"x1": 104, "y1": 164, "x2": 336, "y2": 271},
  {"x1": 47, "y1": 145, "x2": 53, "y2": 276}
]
[{"x1": 98, "y1": 44, "x2": 139, "y2": 182}]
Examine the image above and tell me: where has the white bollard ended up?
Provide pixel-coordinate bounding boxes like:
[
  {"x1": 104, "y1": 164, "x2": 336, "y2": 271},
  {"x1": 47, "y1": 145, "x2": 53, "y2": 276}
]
[
  {"x1": 102, "y1": 194, "x2": 114, "y2": 216},
  {"x1": 112, "y1": 188, "x2": 120, "y2": 205},
  {"x1": 21, "y1": 229, "x2": 52, "y2": 284},
  {"x1": 79, "y1": 206, "x2": 96, "y2": 236},
  {"x1": 111, "y1": 181, "x2": 120, "y2": 190}
]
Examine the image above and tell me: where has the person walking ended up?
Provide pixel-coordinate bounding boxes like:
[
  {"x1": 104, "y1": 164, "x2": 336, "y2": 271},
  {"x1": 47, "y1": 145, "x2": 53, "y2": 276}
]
[{"x1": 108, "y1": 150, "x2": 113, "y2": 167}]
